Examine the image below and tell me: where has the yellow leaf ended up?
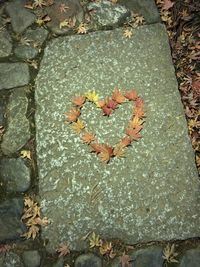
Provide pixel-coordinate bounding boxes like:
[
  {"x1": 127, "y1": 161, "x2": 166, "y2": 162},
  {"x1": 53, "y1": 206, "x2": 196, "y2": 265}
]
[
  {"x1": 59, "y1": 19, "x2": 69, "y2": 29},
  {"x1": 89, "y1": 232, "x2": 101, "y2": 248},
  {"x1": 85, "y1": 91, "x2": 99, "y2": 104},
  {"x1": 20, "y1": 150, "x2": 31, "y2": 160},
  {"x1": 71, "y1": 119, "x2": 85, "y2": 134},
  {"x1": 123, "y1": 29, "x2": 133, "y2": 38}
]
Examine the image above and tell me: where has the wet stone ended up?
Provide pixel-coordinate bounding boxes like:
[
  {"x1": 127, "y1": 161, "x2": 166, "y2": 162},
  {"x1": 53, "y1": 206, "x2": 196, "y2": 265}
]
[
  {"x1": 112, "y1": 246, "x2": 164, "y2": 267},
  {"x1": 2, "y1": 252, "x2": 24, "y2": 267},
  {"x1": 1, "y1": 87, "x2": 30, "y2": 155},
  {"x1": 0, "y1": 158, "x2": 31, "y2": 193},
  {"x1": 46, "y1": 0, "x2": 84, "y2": 35},
  {"x1": 35, "y1": 24, "x2": 200, "y2": 252},
  {"x1": 0, "y1": 29, "x2": 12, "y2": 58},
  {"x1": 118, "y1": 0, "x2": 160, "y2": 24},
  {"x1": 0, "y1": 97, "x2": 6, "y2": 126},
  {"x1": 179, "y1": 248, "x2": 200, "y2": 267},
  {"x1": 75, "y1": 253, "x2": 102, "y2": 267},
  {"x1": 87, "y1": 0, "x2": 131, "y2": 29},
  {"x1": 0, "y1": 63, "x2": 30, "y2": 90},
  {"x1": 22, "y1": 250, "x2": 41, "y2": 267},
  {"x1": 5, "y1": 0, "x2": 36, "y2": 34},
  {"x1": 0, "y1": 198, "x2": 25, "y2": 242}
]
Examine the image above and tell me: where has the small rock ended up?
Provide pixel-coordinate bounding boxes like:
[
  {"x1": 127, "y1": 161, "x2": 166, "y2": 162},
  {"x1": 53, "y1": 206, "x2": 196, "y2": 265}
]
[
  {"x1": 22, "y1": 250, "x2": 41, "y2": 267},
  {"x1": 5, "y1": 0, "x2": 36, "y2": 34},
  {"x1": 87, "y1": 0, "x2": 130, "y2": 30},
  {"x1": 111, "y1": 247, "x2": 164, "y2": 267},
  {"x1": 2, "y1": 252, "x2": 24, "y2": 267},
  {"x1": 52, "y1": 257, "x2": 64, "y2": 267},
  {"x1": 0, "y1": 158, "x2": 31, "y2": 193},
  {"x1": 24, "y1": 27, "x2": 49, "y2": 45},
  {"x1": 0, "y1": 198, "x2": 26, "y2": 242},
  {"x1": 0, "y1": 63, "x2": 30, "y2": 90},
  {"x1": 0, "y1": 29, "x2": 12, "y2": 58},
  {"x1": 14, "y1": 45, "x2": 38, "y2": 60},
  {"x1": 1, "y1": 87, "x2": 31, "y2": 155},
  {"x1": 46, "y1": 0, "x2": 84, "y2": 35},
  {"x1": 180, "y1": 248, "x2": 200, "y2": 267},
  {"x1": 75, "y1": 253, "x2": 102, "y2": 267}
]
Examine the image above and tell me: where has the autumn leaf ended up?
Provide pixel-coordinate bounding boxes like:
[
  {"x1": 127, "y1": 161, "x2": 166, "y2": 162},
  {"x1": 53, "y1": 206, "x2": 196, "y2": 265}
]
[
  {"x1": 64, "y1": 108, "x2": 80, "y2": 122},
  {"x1": 126, "y1": 127, "x2": 142, "y2": 140},
  {"x1": 81, "y1": 131, "x2": 95, "y2": 144},
  {"x1": 56, "y1": 242, "x2": 70, "y2": 257},
  {"x1": 22, "y1": 225, "x2": 40, "y2": 240},
  {"x1": 112, "y1": 88, "x2": 126, "y2": 104},
  {"x1": 20, "y1": 150, "x2": 31, "y2": 160},
  {"x1": 123, "y1": 29, "x2": 133, "y2": 38},
  {"x1": 133, "y1": 107, "x2": 145, "y2": 118},
  {"x1": 97, "y1": 99, "x2": 106, "y2": 108},
  {"x1": 77, "y1": 23, "x2": 88, "y2": 34},
  {"x1": 89, "y1": 232, "x2": 101, "y2": 248},
  {"x1": 99, "y1": 145, "x2": 113, "y2": 163},
  {"x1": 71, "y1": 119, "x2": 85, "y2": 134},
  {"x1": 59, "y1": 3, "x2": 69, "y2": 13},
  {"x1": 120, "y1": 252, "x2": 132, "y2": 267},
  {"x1": 72, "y1": 96, "x2": 86, "y2": 107},
  {"x1": 99, "y1": 241, "x2": 113, "y2": 255},
  {"x1": 59, "y1": 19, "x2": 70, "y2": 29},
  {"x1": 106, "y1": 99, "x2": 118, "y2": 110},
  {"x1": 163, "y1": 243, "x2": 178, "y2": 263},
  {"x1": 135, "y1": 97, "x2": 144, "y2": 109},
  {"x1": 113, "y1": 144, "x2": 126, "y2": 158},
  {"x1": 102, "y1": 105, "x2": 113, "y2": 116},
  {"x1": 125, "y1": 89, "x2": 138, "y2": 101},
  {"x1": 85, "y1": 91, "x2": 99, "y2": 104},
  {"x1": 90, "y1": 143, "x2": 104, "y2": 154},
  {"x1": 129, "y1": 116, "x2": 144, "y2": 128},
  {"x1": 120, "y1": 136, "x2": 132, "y2": 147}
]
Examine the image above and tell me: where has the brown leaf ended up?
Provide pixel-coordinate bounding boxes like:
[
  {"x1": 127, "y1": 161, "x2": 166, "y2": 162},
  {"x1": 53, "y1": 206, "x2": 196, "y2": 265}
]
[
  {"x1": 119, "y1": 252, "x2": 132, "y2": 267},
  {"x1": 102, "y1": 105, "x2": 113, "y2": 116},
  {"x1": 64, "y1": 108, "x2": 80, "y2": 122},
  {"x1": 126, "y1": 127, "x2": 142, "y2": 140},
  {"x1": 72, "y1": 96, "x2": 86, "y2": 107},
  {"x1": 163, "y1": 0, "x2": 174, "y2": 10},
  {"x1": 113, "y1": 144, "x2": 126, "y2": 158},
  {"x1": 125, "y1": 89, "x2": 138, "y2": 101},
  {"x1": 90, "y1": 143, "x2": 104, "y2": 154},
  {"x1": 99, "y1": 145, "x2": 113, "y2": 163},
  {"x1": 56, "y1": 242, "x2": 70, "y2": 257},
  {"x1": 81, "y1": 131, "x2": 95, "y2": 144},
  {"x1": 120, "y1": 136, "x2": 132, "y2": 147}
]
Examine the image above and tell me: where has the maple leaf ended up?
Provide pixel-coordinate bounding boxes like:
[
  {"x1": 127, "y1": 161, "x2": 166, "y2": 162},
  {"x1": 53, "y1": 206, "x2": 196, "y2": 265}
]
[
  {"x1": 120, "y1": 136, "x2": 132, "y2": 147},
  {"x1": 89, "y1": 232, "x2": 101, "y2": 248},
  {"x1": 56, "y1": 242, "x2": 70, "y2": 257},
  {"x1": 64, "y1": 108, "x2": 80, "y2": 122},
  {"x1": 72, "y1": 96, "x2": 86, "y2": 107},
  {"x1": 90, "y1": 143, "x2": 104, "y2": 154},
  {"x1": 120, "y1": 252, "x2": 132, "y2": 267},
  {"x1": 123, "y1": 29, "x2": 133, "y2": 38},
  {"x1": 20, "y1": 150, "x2": 31, "y2": 160},
  {"x1": 112, "y1": 88, "x2": 126, "y2": 104},
  {"x1": 125, "y1": 89, "x2": 138, "y2": 101},
  {"x1": 22, "y1": 225, "x2": 40, "y2": 240},
  {"x1": 81, "y1": 131, "x2": 95, "y2": 144},
  {"x1": 113, "y1": 144, "x2": 126, "y2": 158},
  {"x1": 59, "y1": 19, "x2": 70, "y2": 29},
  {"x1": 85, "y1": 91, "x2": 99, "y2": 104},
  {"x1": 135, "y1": 97, "x2": 144, "y2": 109},
  {"x1": 99, "y1": 241, "x2": 113, "y2": 255},
  {"x1": 59, "y1": 3, "x2": 69, "y2": 13},
  {"x1": 99, "y1": 145, "x2": 113, "y2": 163},
  {"x1": 129, "y1": 116, "x2": 144, "y2": 129},
  {"x1": 133, "y1": 107, "x2": 145, "y2": 118},
  {"x1": 106, "y1": 99, "x2": 118, "y2": 110},
  {"x1": 162, "y1": 243, "x2": 178, "y2": 263},
  {"x1": 102, "y1": 105, "x2": 113, "y2": 116},
  {"x1": 126, "y1": 127, "x2": 142, "y2": 140},
  {"x1": 33, "y1": 0, "x2": 47, "y2": 8},
  {"x1": 77, "y1": 23, "x2": 88, "y2": 34},
  {"x1": 0, "y1": 244, "x2": 11, "y2": 255},
  {"x1": 33, "y1": 216, "x2": 49, "y2": 226},
  {"x1": 97, "y1": 99, "x2": 106, "y2": 108},
  {"x1": 35, "y1": 15, "x2": 51, "y2": 26},
  {"x1": 71, "y1": 119, "x2": 85, "y2": 134},
  {"x1": 162, "y1": 0, "x2": 174, "y2": 10}
]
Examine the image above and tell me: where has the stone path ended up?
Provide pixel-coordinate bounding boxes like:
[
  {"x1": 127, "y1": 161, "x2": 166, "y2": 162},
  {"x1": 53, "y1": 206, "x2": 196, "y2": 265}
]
[{"x1": 0, "y1": 0, "x2": 200, "y2": 266}]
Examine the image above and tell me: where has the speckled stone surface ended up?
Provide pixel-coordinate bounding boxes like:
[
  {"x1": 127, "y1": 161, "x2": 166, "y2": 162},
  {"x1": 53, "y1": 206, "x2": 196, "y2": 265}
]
[{"x1": 35, "y1": 24, "x2": 200, "y2": 252}]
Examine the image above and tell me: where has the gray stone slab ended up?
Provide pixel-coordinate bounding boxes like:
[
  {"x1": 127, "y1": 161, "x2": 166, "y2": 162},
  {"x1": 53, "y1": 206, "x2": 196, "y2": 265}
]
[
  {"x1": 180, "y1": 248, "x2": 200, "y2": 267},
  {"x1": 1, "y1": 87, "x2": 30, "y2": 155},
  {"x1": 0, "y1": 63, "x2": 30, "y2": 90},
  {"x1": 0, "y1": 29, "x2": 12, "y2": 58},
  {"x1": 35, "y1": 24, "x2": 200, "y2": 252}
]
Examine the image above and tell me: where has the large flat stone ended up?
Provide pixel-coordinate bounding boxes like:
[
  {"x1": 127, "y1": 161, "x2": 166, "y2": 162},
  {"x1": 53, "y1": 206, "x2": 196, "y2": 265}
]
[{"x1": 35, "y1": 24, "x2": 200, "y2": 252}]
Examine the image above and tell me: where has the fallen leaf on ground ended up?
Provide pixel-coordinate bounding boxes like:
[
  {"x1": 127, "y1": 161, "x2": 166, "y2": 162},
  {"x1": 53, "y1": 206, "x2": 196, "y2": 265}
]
[
  {"x1": 123, "y1": 29, "x2": 133, "y2": 38},
  {"x1": 77, "y1": 23, "x2": 88, "y2": 34},
  {"x1": 71, "y1": 119, "x2": 85, "y2": 134},
  {"x1": 125, "y1": 89, "x2": 138, "y2": 100},
  {"x1": 64, "y1": 108, "x2": 80, "y2": 122},
  {"x1": 113, "y1": 144, "x2": 126, "y2": 158},
  {"x1": 112, "y1": 88, "x2": 126, "y2": 104},
  {"x1": 119, "y1": 252, "x2": 132, "y2": 267},
  {"x1": 89, "y1": 232, "x2": 101, "y2": 248},
  {"x1": 85, "y1": 91, "x2": 99, "y2": 103},
  {"x1": 20, "y1": 150, "x2": 31, "y2": 160},
  {"x1": 162, "y1": 0, "x2": 174, "y2": 10},
  {"x1": 162, "y1": 243, "x2": 178, "y2": 263},
  {"x1": 99, "y1": 145, "x2": 113, "y2": 163},
  {"x1": 72, "y1": 96, "x2": 86, "y2": 107},
  {"x1": 56, "y1": 242, "x2": 70, "y2": 257},
  {"x1": 81, "y1": 131, "x2": 95, "y2": 144}
]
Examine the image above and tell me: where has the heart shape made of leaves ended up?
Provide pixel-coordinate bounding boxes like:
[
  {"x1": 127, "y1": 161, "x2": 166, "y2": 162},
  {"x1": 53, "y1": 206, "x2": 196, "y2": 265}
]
[{"x1": 64, "y1": 88, "x2": 145, "y2": 163}]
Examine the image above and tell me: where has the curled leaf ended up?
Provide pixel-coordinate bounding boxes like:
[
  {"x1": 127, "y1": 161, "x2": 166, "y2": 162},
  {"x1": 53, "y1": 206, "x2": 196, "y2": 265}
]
[
  {"x1": 125, "y1": 89, "x2": 138, "y2": 101},
  {"x1": 64, "y1": 108, "x2": 80, "y2": 122},
  {"x1": 71, "y1": 119, "x2": 85, "y2": 134},
  {"x1": 72, "y1": 96, "x2": 85, "y2": 107},
  {"x1": 112, "y1": 88, "x2": 126, "y2": 104},
  {"x1": 81, "y1": 131, "x2": 95, "y2": 144}
]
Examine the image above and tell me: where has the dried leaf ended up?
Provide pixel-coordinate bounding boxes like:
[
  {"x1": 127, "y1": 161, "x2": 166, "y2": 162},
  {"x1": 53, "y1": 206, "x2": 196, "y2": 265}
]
[
  {"x1": 59, "y1": 3, "x2": 69, "y2": 13},
  {"x1": 72, "y1": 96, "x2": 86, "y2": 107},
  {"x1": 126, "y1": 127, "x2": 142, "y2": 140},
  {"x1": 123, "y1": 29, "x2": 133, "y2": 38},
  {"x1": 163, "y1": 0, "x2": 174, "y2": 10},
  {"x1": 90, "y1": 143, "x2": 104, "y2": 154},
  {"x1": 102, "y1": 105, "x2": 113, "y2": 116},
  {"x1": 125, "y1": 89, "x2": 138, "y2": 101},
  {"x1": 64, "y1": 108, "x2": 80, "y2": 122},
  {"x1": 113, "y1": 144, "x2": 126, "y2": 158},
  {"x1": 106, "y1": 99, "x2": 118, "y2": 110},
  {"x1": 77, "y1": 23, "x2": 88, "y2": 34},
  {"x1": 99, "y1": 241, "x2": 113, "y2": 255},
  {"x1": 163, "y1": 243, "x2": 178, "y2": 263},
  {"x1": 99, "y1": 145, "x2": 113, "y2": 163},
  {"x1": 56, "y1": 243, "x2": 70, "y2": 257},
  {"x1": 81, "y1": 131, "x2": 95, "y2": 144},
  {"x1": 85, "y1": 91, "x2": 99, "y2": 103},
  {"x1": 120, "y1": 252, "x2": 132, "y2": 267},
  {"x1": 71, "y1": 119, "x2": 85, "y2": 134},
  {"x1": 89, "y1": 232, "x2": 101, "y2": 248},
  {"x1": 112, "y1": 88, "x2": 126, "y2": 104},
  {"x1": 20, "y1": 150, "x2": 31, "y2": 160},
  {"x1": 22, "y1": 225, "x2": 39, "y2": 240},
  {"x1": 120, "y1": 136, "x2": 132, "y2": 147}
]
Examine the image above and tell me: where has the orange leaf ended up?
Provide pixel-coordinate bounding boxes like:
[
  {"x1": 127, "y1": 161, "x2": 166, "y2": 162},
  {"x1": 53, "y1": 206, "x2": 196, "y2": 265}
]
[
  {"x1": 133, "y1": 107, "x2": 145, "y2": 118},
  {"x1": 99, "y1": 145, "x2": 113, "y2": 163},
  {"x1": 120, "y1": 136, "x2": 132, "y2": 147},
  {"x1": 106, "y1": 99, "x2": 118, "y2": 110},
  {"x1": 112, "y1": 88, "x2": 126, "y2": 104},
  {"x1": 72, "y1": 96, "x2": 85, "y2": 107},
  {"x1": 126, "y1": 128, "x2": 142, "y2": 140},
  {"x1": 90, "y1": 143, "x2": 104, "y2": 154},
  {"x1": 81, "y1": 131, "x2": 95, "y2": 144},
  {"x1": 129, "y1": 116, "x2": 144, "y2": 128},
  {"x1": 113, "y1": 144, "x2": 126, "y2": 158},
  {"x1": 125, "y1": 89, "x2": 138, "y2": 101},
  {"x1": 102, "y1": 105, "x2": 113, "y2": 116},
  {"x1": 97, "y1": 99, "x2": 106, "y2": 108},
  {"x1": 135, "y1": 97, "x2": 144, "y2": 109},
  {"x1": 64, "y1": 108, "x2": 80, "y2": 122}
]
